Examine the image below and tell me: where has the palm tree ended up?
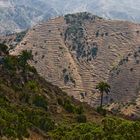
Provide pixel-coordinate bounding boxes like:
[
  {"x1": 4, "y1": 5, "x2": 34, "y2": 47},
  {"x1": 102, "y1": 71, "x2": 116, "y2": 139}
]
[{"x1": 96, "y1": 81, "x2": 110, "y2": 108}]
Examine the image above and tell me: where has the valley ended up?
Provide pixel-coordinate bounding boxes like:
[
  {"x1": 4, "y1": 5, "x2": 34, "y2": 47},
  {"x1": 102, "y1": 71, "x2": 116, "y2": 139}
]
[
  {"x1": 10, "y1": 12, "x2": 140, "y2": 118},
  {"x1": 0, "y1": 10, "x2": 140, "y2": 139}
]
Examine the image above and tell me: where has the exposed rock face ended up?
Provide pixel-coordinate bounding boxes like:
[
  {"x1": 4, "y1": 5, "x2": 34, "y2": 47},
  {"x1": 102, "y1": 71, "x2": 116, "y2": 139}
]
[{"x1": 11, "y1": 13, "x2": 140, "y2": 115}]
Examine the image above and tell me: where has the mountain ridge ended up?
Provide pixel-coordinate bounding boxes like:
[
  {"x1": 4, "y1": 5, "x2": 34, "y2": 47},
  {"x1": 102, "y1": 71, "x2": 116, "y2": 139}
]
[
  {"x1": 1, "y1": 0, "x2": 140, "y2": 34},
  {"x1": 11, "y1": 12, "x2": 140, "y2": 117}
]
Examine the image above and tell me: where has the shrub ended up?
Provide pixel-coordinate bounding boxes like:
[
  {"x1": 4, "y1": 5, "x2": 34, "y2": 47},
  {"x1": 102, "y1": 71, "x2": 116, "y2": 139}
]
[
  {"x1": 91, "y1": 47, "x2": 98, "y2": 58},
  {"x1": 64, "y1": 100, "x2": 74, "y2": 113},
  {"x1": 20, "y1": 92, "x2": 30, "y2": 103},
  {"x1": 75, "y1": 105, "x2": 84, "y2": 114},
  {"x1": 33, "y1": 95, "x2": 48, "y2": 110},
  {"x1": 18, "y1": 50, "x2": 33, "y2": 67},
  {"x1": 96, "y1": 107, "x2": 106, "y2": 116},
  {"x1": 57, "y1": 98, "x2": 63, "y2": 106},
  {"x1": 64, "y1": 74, "x2": 69, "y2": 84},
  {"x1": 15, "y1": 31, "x2": 26, "y2": 42},
  {"x1": 38, "y1": 117, "x2": 55, "y2": 132},
  {"x1": 76, "y1": 114, "x2": 87, "y2": 123},
  {"x1": 28, "y1": 112, "x2": 55, "y2": 132},
  {"x1": 27, "y1": 65, "x2": 37, "y2": 73},
  {"x1": 4, "y1": 128, "x2": 17, "y2": 138},
  {"x1": 49, "y1": 123, "x2": 104, "y2": 140},
  {"x1": 96, "y1": 31, "x2": 99, "y2": 37},
  {"x1": 0, "y1": 43, "x2": 9, "y2": 55},
  {"x1": 3, "y1": 56, "x2": 17, "y2": 70},
  {"x1": 25, "y1": 80, "x2": 39, "y2": 92}
]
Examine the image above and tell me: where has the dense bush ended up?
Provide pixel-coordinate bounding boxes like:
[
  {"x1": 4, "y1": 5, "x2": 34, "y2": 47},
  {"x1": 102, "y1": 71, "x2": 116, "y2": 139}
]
[
  {"x1": 64, "y1": 13, "x2": 99, "y2": 60},
  {"x1": 2, "y1": 44, "x2": 140, "y2": 140},
  {"x1": 25, "y1": 80, "x2": 40, "y2": 92},
  {"x1": 15, "y1": 31, "x2": 27, "y2": 42},
  {"x1": 64, "y1": 12, "x2": 95, "y2": 24},
  {"x1": 19, "y1": 50, "x2": 33, "y2": 68},
  {"x1": 75, "y1": 105, "x2": 84, "y2": 114},
  {"x1": 49, "y1": 123, "x2": 103, "y2": 140},
  {"x1": 0, "y1": 96, "x2": 54, "y2": 139},
  {"x1": 0, "y1": 99, "x2": 30, "y2": 139},
  {"x1": 3, "y1": 56, "x2": 17, "y2": 70},
  {"x1": 76, "y1": 114, "x2": 87, "y2": 123},
  {"x1": 0, "y1": 48, "x2": 56, "y2": 139},
  {"x1": 49, "y1": 117, "x2": 140, "y2": 140},
  {"x1": 0, "y1": 43, "x2": 9, "y2": 55},
  {"x1": 64, "y1": 99, "x2": 75, "y2": 113},
  {"x1": 33, "y1": 94, "x2": 48, "y2": 110}
]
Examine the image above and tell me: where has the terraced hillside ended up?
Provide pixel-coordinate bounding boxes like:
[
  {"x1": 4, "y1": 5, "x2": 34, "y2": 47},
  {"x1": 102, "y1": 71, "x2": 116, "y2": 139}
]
[
  {"x1": 108, "y1": 46, "x2": 140, "y2": 118},
  {"x1": 11, "y1": 13, "x2": 140, "y2": 110}
]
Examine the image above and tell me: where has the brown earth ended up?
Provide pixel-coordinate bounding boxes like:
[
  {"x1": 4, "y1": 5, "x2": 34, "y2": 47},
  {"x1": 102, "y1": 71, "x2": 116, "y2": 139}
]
[{"x1": 10, "y1": 13, "x2": 140, "y2": 116}]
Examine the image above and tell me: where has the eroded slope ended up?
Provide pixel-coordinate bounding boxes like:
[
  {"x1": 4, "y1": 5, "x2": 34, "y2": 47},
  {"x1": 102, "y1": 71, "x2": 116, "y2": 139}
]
[{"x1": 11, "y1": 13, "x2": 140, "y2": 108}]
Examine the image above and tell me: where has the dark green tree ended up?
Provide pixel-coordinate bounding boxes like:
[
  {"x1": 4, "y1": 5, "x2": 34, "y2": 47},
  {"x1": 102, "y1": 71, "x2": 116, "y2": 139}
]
[
  {"x1": 0, "y1": 43, "x2": 9, "y2": 55},
  {"x1": 96, "y1": 82, "x2": 110, "y2": 108},
  {"x1": 19, "y1": 50, "x2": 33, "y2": 67}
]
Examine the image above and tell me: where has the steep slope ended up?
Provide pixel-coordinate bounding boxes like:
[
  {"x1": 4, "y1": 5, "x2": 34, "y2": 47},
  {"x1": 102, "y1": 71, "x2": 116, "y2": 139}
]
[
  {"x1": 108, "y1": 46, "x2": 140, "y2": 118},
  {"x1": 0, "y1": 44, "x2": 101, "y2": 139},
  {"x1": 11, "y1": 13, "x2": 140, "y2": 111},
  {"x1": 109, "y1": 47, "x2": 140, "y2": 102},
  {"x1": 0, "y1": 31, "x2": 27, "y2": 48},
  {"x1": 2, "y1": 44, "x2": 140, "y2": 140}
]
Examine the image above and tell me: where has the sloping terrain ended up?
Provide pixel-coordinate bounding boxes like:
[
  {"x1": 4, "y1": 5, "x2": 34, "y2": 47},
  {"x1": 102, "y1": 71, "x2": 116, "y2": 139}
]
[
  {"x1": 0, "y1": 31, "x2": 27, "y2": 49},
  {"x1": 2, "y1": 40, "x2": 140, "y2": 140},
  {"x1": 0, "y1": 44, "x2": 101, "y2": 139},
  {"x1": 11, "y1": 13, "x2": 140, "y2": 115},
  {"x1": 109, "y1": 46, "x2": 140, "y2": 103},
  {"x1": 108, "y1": 46, "x2": 140, "y2": 118}
]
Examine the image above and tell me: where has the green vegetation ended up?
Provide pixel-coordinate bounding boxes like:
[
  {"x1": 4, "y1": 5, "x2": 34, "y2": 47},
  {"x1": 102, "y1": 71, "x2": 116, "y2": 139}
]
[
  {"x1": 76, "y1": 114, "x2": 87, "y2": 123},
  {"x1": 63, "y1": 71, "x2": 76, "y2": 85},
  {"x1": 49, "y1": 117, "x2": 140, "y2": 140},
  {"x1": 0, "y1": 44, "x2": 89, "y2": 139},
  {"x1": 0, "y1": 45, "x2": 56, "y2": 139},
  {"x1": 64, "y1": 12, "x2": 95, "y2": 24},
  {"x1": 18, "y1": 50, "x2": 33, "y2": 68},
  {"x1": 64, "y1": 13, "x2": 85, "y2": 59},
  {"x1": 96, "y1": 82, "x2": 110, "y2": 108},
  {"x1": 15, "y1": 31, "x2": 27, "y2": 42},
  {"x1": 0, "y1": 98, "x2": 54, "y2": 139},
  {"x1": 65, "y1": 24, "x2": 84, "y2": 39},
  {"x1": 64, "y1": 13, "x2": 98, "y2": 60},
  {"x1": 33, "y1": 94, "x2": 48, "y2": 110},
  {"x1": 58, "y1": 98, "x2": 85, "y2": 115},
  {"x1": 91, "y1": 47, "x2": 98, "y2": 58},
  {"x1": 0, "y1": 43, "x2": 9, "y2": 55},
  {"x1": 1, "y1": 44, "x2": 140, "y2": 139}
]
